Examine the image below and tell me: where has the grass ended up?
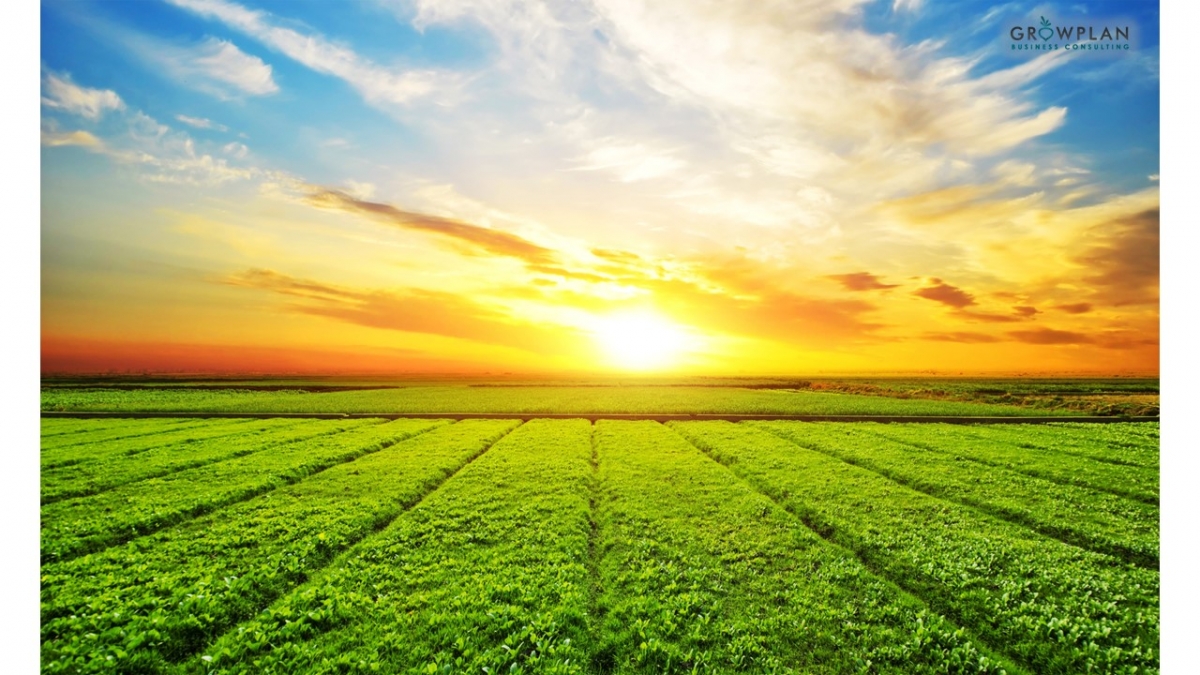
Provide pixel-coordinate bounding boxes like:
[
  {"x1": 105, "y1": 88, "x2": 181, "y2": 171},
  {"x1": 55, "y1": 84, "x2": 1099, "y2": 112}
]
[
  {"x1": 40, "y1": 385, "x2": 1087, "y2": 416},
  {"x1": 40, "y1": 410, "x2": 1159, "y2": 673},
  {"x1": 670, "y1": 421, "x2": 1158, "y2": 674},
  {"x1": 41, "y1": 420, "x2": 515, "y2": 675}
]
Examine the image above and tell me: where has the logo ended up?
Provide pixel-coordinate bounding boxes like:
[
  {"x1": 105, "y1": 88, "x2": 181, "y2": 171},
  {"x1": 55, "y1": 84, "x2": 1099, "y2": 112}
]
[
  {"x1": 1038, "y1": 17, "x2": 1054, "y2": 42},
  {"x1": 1006, "y1": 15, "x2": 1134, "y2": 54}
]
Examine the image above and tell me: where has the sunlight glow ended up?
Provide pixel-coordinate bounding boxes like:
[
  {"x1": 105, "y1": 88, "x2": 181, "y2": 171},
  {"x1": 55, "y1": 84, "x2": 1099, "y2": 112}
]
[{"x1": 592, "y1": 310, "x2": 691, "y2": 370}]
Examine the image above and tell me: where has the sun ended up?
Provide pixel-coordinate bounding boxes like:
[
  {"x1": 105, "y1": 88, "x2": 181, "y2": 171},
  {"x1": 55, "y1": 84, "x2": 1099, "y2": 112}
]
[{"x1": 591, "y1": 310, "x2": 691, "y2": 371}]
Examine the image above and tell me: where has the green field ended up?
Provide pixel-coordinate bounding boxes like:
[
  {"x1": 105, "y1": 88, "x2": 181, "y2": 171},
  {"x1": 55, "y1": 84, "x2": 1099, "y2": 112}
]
[
  {"x1": 41, "y1": 376, "x2": 1159, "y2": 417},
  {"x1": 41, "y1": 416, "x2": 1158, "y2": 674}
]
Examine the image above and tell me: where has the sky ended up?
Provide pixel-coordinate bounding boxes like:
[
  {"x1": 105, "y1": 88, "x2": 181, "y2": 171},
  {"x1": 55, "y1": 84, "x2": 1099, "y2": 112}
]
[{"x1": 39, "y1": 0, "x2": 1161, "y2": 375}]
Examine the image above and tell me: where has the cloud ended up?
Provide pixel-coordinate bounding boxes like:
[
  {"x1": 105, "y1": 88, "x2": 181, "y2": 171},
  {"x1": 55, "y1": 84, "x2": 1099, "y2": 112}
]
[
  {"x1": 43, "y1": 100, "x2": 259, "y2": 186},
  {"x1": 41, "y1": 71, "x2": 124, "y2": 119},
  {"x1": 41, "y1": 127, "x2": 103, "y2": 148},
  {"x1": 302, "y1": 187, "x2": 558, "y2": 264},
  {"x1": 576, "y1": 141, "x2": 686, "y2": 182},
  {"x1": 646, "y1": 258, "x2": 890, "y2": 347},
  {"x1": 221, "y1": 142, "x2": 249, "y2": 159},
  {"x1": 1008, "y1": 328, "x2": 1092, "y2": 345},
  {"x1": 222, "y1": 268, "x2": 582, "y2": 354},
  {"x1": 913, "y1": 278, "x2": 975, "y2": 308},
  {"x1": 1012, "y1": 305, "x2": 1039, "y2": 317},
  {"x1": 1072, "y1": 209, "x2": 1158, "y2": 307},
  {"x1": 72, "y1": 8, "x2": 277, "y2": 99},
  {"x1": 955, "y1": 310, "x2": 1022, "y2": 323},
  {"x1": 166, "y1": 0, "x2": 453, "y2": 108},
  {"x1": 922, "y1": 331, "x2": 1001, "y2": 343},
  {"x1": 175, "y1": 114, "x2": 229, "y2": 131},
  {"x1": 826, "y1": 272, "x2": 898, "y2": 291},
  {"x1": 1053, "y1": 302, "x2": 1092, "y2": 314},
  {"x1": 590, "y1": 1, "x2": 1068, "y2": 159},
  {"x1": 187, "y1": 37, "x2": 278, "y2": 96}
]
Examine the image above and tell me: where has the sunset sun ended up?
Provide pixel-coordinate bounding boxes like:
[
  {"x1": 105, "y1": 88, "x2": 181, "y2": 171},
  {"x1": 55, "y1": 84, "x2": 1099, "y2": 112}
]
[{"x1": 592, "y1": 310, "x2": 691, "y2": 371}]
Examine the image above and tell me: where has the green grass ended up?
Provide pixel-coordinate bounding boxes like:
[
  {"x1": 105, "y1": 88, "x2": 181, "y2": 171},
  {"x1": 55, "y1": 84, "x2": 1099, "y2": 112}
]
[
  {"x1": 41, "y1": 386, "x2": 1083, "y2": 416},
  {"x1": 670, "y1": 421, "x2": 1158, "y2": 674},
  {"x1": 40, "y1": 417, "x2": 1159, "y2": 674},
  {"x1": 593, "y1": 420, "x2": 1015, "y2": 674},
  {"x1": 41, "y1": 419, "x2": 313, "y2": 503},
  {"x1": 753, "y1": 423, "x2": 1158, "y2": 568},
  {"x1": 41, "y1": 420, "x2": 515, "y2": 675},
  {"x1": 185, "y1": 419, "x2": 595, "y2": 675},
  {"x1": 40, "y1": 419, "x2": 436, "y2": 562},
  {"x1": 863, "y1": 423, "x2": 1159, "y2": 504}
]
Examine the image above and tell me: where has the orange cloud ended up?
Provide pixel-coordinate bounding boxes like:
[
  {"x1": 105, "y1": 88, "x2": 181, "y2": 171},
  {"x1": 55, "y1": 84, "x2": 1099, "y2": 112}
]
[
  {"x1": 826, "y1": 272, "x2": 899, "y2": 291},
  {"x1": 1053, "y1": 302, "x2": 1093, "y2": 314},
  {"x1": 41, "y1": 336, "x2": 476, "y2": 375},
  {"x1": 922, "y1": 331, "x2": 1002, "y2": 343},
  {"x1": 913, "y1": 278, "x2": 975, "y2": 308},
  {"x1": 223, "y1": 268, "x2": 583, "y2": 355},
  {"x1": 1072, "y1": 209, "x2": 1159, "y2": 307},
  {"x1": 305, "y1": 187, "x2": 557, "y2": 265},
  {"x1": 1007, "y1": 328, "x2": 1092, "y2": 345}
]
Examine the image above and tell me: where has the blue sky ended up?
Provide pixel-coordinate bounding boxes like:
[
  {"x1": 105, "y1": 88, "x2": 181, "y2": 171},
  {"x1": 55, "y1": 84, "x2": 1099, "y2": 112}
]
[{"x1": 39, "y1": 0, "x2": 1161, "y2": 374}]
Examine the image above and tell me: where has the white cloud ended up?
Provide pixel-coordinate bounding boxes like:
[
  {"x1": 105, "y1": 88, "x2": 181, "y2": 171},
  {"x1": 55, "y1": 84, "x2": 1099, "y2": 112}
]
[
  {"x1": 41, "y1": 72, "x2": 124, "y2": 119},
  {"x1": 188, "y1": 38, "x2": 278, "y2": 96},
  {"x1": 165, "y1": 0, "x2": 455, "y2": 108},
  {"x1": 40, "y1": 120, "x2": 104, "y2": 148},
  {"x1": 576, "y1": 141, "x2": 685, "y2": 182},
  {"x1": 176, "y1": 114, "x2": 229, "y2": 131},
  {"x1": 222, "y1": 142, "x2": 249, "y2": 159}
]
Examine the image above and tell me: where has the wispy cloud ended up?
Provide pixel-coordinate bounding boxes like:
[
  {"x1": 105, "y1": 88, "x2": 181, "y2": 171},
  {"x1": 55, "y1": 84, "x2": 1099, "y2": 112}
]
[
  {"x1": 1072, "y1": 209, "x2": 1159, "y2": 307},
  {"x1": 166, "y1": 0, "x2": 456, "y2": 108},
  {"x1": 913, "y1": 278, "x2": 975, "y2": 308},
  {"x1": 826, "y1": 272, "x2": 899, "y2": 291},
  {"x1": 183, "y1": 37, "x2": 278, "y2": 96},
  {"x1": 175, "y1": 114, "x2": 229, "y2": 131},
  {"x1": 41, "y1": 71, "x2": 124, "y2": 119},
  {"x1": 222, "y1": 268, "x2": 584, "y2": 354},
  {"x1": 302, "y1": 187, "x2": 558, "y2": 264},
  {"x1": 40, "y1": 122, "x2": 103, "y2": 149}
]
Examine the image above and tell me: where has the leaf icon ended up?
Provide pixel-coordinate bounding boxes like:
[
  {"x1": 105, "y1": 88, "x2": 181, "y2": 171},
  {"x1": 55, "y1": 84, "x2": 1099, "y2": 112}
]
[{"x1": 1040, "y1": 16, "x2": 1051, "y2": 28}]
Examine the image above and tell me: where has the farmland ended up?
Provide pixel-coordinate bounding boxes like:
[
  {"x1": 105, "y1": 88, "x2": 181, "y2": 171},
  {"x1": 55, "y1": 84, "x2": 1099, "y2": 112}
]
[{"x1": 40, "y1": 409, "x2": 1158, "y2": 674}]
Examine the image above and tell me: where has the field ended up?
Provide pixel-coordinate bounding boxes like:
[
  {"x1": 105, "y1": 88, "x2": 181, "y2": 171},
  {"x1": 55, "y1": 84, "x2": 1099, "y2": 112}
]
[
  {"x1": 40, "y1": 388, "x2": 1160, "y2": 674},
  {"x1": 40, "y1": 376, "x2": 1159, "y2": 417}
]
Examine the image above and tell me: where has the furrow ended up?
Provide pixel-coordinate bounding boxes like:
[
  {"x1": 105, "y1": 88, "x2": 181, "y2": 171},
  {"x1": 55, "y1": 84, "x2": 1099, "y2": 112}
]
[
  {"x1": 40, "y1": 419, "x2": 437, "y2": 563},
  {"x1": 669, "y1": 421, "x2": 1158, "y2": 675},
  {"x1": 41, "y1": 419, "x2": 515, "y2": 674},
  {"x1": 753, "y1": 422, "x2": 1158, "y2": 569}
]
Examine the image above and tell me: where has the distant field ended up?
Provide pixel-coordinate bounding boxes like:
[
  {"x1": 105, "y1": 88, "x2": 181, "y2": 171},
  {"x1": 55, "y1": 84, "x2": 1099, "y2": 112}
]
[
  {"x1": 41, "y1": 376, "x2": 1159, "y2": 417},
  {"x1": 41, "y1": 417, "x2": 1158, "y2": 674},
  {"x1": 42, "y1": 385, "x2": 1099, "y2": 416}
]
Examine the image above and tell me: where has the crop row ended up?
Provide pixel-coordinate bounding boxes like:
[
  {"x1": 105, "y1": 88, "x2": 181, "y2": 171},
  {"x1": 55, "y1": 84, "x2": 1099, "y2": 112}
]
[
  {"x1": 40, "y1": 419, "x2": 439, "y2": 562},
  {"x1": 41, "y1": 418, "x2": 148, "y2": 438},
  {"x1": 41, "y1": 419, "x2": 317, "y2": 503},
  {"x1": 954, "y1": 424, "x2": 1158, "y2": 469},
  {"x1": 861, "y1": 423, "x2": 1159, "y2": 504},
  {"x1": 754, "y1": 423, "x2": 1158, "y2": 568},
  {"x1": 592, "y1": 421, "x2": 1014, "y2": 674},
  {"x1": 187, "y1": 418, "x2": 596, "y2": 675},
  {"x1": 41, "y1": 418, "x2": 209, "y2": 451},
  {"x1": 41, "y1": 418, "x2": 262, "y2": 469},
  {"x1": 670, "y1": 421, "x2": 1158, "y2": 674},
  {"x1": 41, "y1": 419, "x2": 516, "y2": 675}
]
